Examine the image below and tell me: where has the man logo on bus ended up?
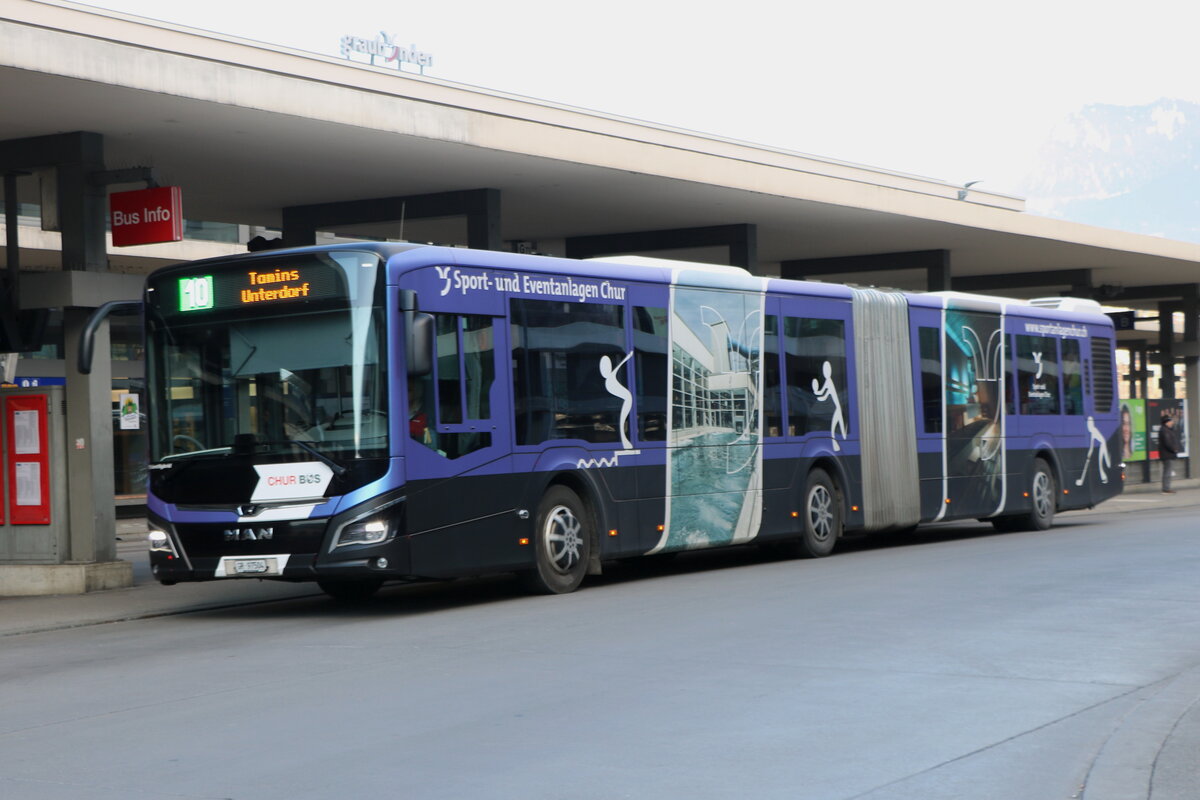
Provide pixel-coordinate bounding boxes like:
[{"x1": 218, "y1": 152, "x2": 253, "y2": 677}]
[
  {"x1": 812, "y1": 360, "x2": 846, "y2": 451},
  {"x1": 1033, "y1": 351, "x2": 1044, "y2": 379}
]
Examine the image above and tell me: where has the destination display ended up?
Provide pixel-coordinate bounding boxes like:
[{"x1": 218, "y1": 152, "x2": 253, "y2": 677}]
[{"x1": 154, "y1": 259, "x2": 347, "y2": 316}]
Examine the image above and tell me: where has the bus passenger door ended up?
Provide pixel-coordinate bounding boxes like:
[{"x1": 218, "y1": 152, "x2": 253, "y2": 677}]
[
  {"x1": 940, "y1": 300, "x2": 1006, "y2": 519},
  {"x1": 910, "y1": 307, "x2": 948, "y2": 521},
  {"x1": 404, "y1": 312, "x2": 523, "y2": 571}
]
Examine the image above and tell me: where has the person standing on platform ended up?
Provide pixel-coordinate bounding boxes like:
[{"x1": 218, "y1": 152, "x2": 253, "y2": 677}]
[{"x1": 1159, "y1": 413, "x2": 1182, "y2": 494}]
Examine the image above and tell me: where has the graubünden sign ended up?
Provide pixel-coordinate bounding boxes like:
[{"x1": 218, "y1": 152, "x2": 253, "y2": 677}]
[{"x1": 109, "y1": 186, "x2": 183, "y2": 247}]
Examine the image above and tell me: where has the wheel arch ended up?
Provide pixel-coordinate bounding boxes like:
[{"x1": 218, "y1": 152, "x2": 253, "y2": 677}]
[
  {"x1": 536, "y1": 469, "x2": 606, "y2": 575},
  {"x1": 1030, "y1": 447, "x2": 1063, "y2": 510},
  {"x1": 809, "y1": 456, "x2": 849, "y2": 531}
]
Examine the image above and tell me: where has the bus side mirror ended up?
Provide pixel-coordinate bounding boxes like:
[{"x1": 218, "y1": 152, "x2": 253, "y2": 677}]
[
  {"x1": 77, "y1": 300, "x2": 143, "y2": 375},
  {"x1": 399, "y1": 288, "x2": 432, "y2": 377},
  {"x1": 407, "y1": 312, "x2": 433, "y2": 377}
]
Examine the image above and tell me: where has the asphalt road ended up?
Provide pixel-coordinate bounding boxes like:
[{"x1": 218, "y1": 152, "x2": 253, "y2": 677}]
[{"x1": 4, "y1": 501, "x2": 1200, "y2": 800}]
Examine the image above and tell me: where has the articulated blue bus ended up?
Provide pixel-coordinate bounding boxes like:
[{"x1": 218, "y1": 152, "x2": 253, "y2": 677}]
[{"x1": 132, "y1": 243, "x2": 1121, "y2": 599}]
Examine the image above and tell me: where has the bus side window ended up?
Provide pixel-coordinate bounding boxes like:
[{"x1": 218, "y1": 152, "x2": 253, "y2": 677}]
[
  {"x1": 1016, "y1": 334, "x2": 1060, "y2": 415},
  {"x1": 511, "y1": 298, "x2": 625, "y2": 446},
  {"x1": 436, "y1": 314, "x2": 462, "y2": 424},
  {"x1": 419, "y1": 313, "x2": 495, "y2": 459},
  {"x1": 763, "y1": 315, "x2": 783, "y2": 437},
  {"x1": 784, "y1": 316, "x2": 848, "y2": 438},
  {"x1": 918, "y1": 326, "x2": 942, "y2": 433},
  {"x1": 1005, "y1": 334, "x2": 1016, "y2": 416},
  {"x1": 633, "y1": 306, "x2": 668, "y2": 442},
  {"x1": 1062, "y1": 339, "x2": 1084, "y2": 415}
]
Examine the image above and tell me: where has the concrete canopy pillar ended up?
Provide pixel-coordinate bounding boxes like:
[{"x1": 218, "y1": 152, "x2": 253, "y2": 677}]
[
  {"x1": 62, "y1": 308, "x2": 116, "y2": 563},
  {"x1": 56, "y1": 133, "x2": 108, "y2": 272},
  {"x1": 1183, "y1": 292, "x2": 1199, "y2": 477},
  {"x1": 0, "y1": 132, "x2": 131, "y2": 592},
  {"x1": 1158, "y1": 300, "x2": 1177, "y2": 401}
]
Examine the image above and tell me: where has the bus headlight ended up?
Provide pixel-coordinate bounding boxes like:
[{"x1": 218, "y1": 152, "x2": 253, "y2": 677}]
[
  {"x1": 333, "y1": 518, "x2": 390, "y2": 548},
  {"x1": 148, "y1": 527, "x2": 177, "y2": 555}
]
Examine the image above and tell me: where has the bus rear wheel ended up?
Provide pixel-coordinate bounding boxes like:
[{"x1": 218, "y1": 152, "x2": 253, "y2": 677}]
[
  {"x1": 991, "y1": 458, "x2": 1056, "y2": 532},
  {"x1": 1026, "y1": 459, "x2": 1057, "y2": 530},
  {"x1": 521, "y1": 485, "x2": 592, "y2": 595},
  {"x1": 799, "y1": 468, "x2": 841, "y2": 558}
]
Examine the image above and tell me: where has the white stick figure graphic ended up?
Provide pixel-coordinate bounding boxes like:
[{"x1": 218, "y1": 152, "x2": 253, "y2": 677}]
[
  {"x1": 811, "y1": 360, "x2": 846, "y2": 451},
  {"x1": 1075, "y1": 415, "x2": 1110, "y2": 485},
  {"x1": 599, "y1": 352, "x2": 635, "y2": 450},
  {"x1": 1033, "y1": 351, "x2": 1044, "y2": 379}
]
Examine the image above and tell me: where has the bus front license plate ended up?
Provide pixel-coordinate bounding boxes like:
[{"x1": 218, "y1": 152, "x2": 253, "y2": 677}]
[{"x1": 232, "y1": 558, "x2": 271, "y2": 575}]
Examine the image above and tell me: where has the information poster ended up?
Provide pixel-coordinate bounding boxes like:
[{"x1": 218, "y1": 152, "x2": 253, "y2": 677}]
[
  {"x1": 4, "y1": 394, "x2": 51, "y2": 524},
  {"x1": 119, "y1": 393, "x2": 140, "y2": 430},
  {"x1": 1147, "y1": 398, "x2": 1188, "y2": 460},
  {"x1": 1120, "y1": 399, "x2": 1147, "y2": 462},
  {"x1": 14, "y1": 462, "x2": 41, "y2": 506},
  {"x1": 13, "y1": 409, "x2": 40, "y2": 454}
]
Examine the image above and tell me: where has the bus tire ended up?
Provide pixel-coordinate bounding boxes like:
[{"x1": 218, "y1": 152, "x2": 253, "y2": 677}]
[
  {"x1": 1026, "y1": 458, "x2": 1057, "y2": 530},
  {"x1": 521, "y1": 485, "x2": 592, "y2": 594},
  {"x1": 799, "y1": 468, "x2": 841, "y2": 558},
  {"x1": 993, "y1": 458, "x2": 1057, "y2": 533},
  {"x1": 318, "y1": 578, "x2": 383, "y2": 603}
]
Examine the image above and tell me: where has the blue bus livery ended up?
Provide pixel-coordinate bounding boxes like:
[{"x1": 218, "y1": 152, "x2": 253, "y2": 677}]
[{"x1": 128, "y1": 244, "x2": 1122, "y2": 599}]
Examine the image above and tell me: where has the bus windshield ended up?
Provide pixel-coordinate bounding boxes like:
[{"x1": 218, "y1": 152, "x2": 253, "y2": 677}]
[{"x1": 145, "y1": 250, "x2": 389, "y2": 463}]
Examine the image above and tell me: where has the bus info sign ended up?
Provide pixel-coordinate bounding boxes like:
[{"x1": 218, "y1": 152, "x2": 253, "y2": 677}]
[{"x1": 109, "y1": 186, "x2": 183, "y2": 247}]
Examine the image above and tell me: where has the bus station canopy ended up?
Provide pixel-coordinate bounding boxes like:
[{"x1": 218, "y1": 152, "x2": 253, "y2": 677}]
[{"x1": 2, "y1": 0, "x2": 1199, "y2": 309}]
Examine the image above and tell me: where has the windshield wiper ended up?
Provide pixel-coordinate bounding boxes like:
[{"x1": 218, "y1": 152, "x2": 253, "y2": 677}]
[
  {"x1": 238, "y1": 436, "x2": 348, "y2": 478},
  {"x1": 288, "y1": 438, "x2": 349, "y2": 478},
  {"x1": 161, "y1": 446, "x2": 233, "y2": 462}
]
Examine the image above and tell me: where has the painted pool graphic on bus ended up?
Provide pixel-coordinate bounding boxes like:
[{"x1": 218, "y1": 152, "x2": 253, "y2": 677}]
[
  {"x1": 655, "y1": 282, "x2": 764, "y2": 551},
  {"x1": 942, "y1": 301, "x2": 1006, "y2": 518}
]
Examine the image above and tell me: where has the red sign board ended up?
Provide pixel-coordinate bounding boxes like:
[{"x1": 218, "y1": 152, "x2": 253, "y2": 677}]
[
  {"x1": 109, "y1": 186, "x2": 183, "y2": 247},
  {"x1": 4, "y1": 394, "x2": 51, "y2": 525}
]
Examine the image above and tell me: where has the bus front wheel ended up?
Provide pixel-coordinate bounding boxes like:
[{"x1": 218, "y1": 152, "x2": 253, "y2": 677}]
[
  {"x1": 522, "y1": 485, "x2": 592, "y2": 595},
  {"x1": 799, "y1": 469, "x2": 841, "y2": 558}
]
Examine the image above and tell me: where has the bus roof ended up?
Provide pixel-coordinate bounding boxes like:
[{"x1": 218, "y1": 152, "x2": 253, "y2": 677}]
[{"x1": 152, "y1": 243, "x2": 1114, "y2": 327}]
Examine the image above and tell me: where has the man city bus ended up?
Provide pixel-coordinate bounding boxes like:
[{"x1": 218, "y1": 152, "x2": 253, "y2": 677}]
[{"x1": 80, "y1": 243, "x2": 1123, "y2": 601}]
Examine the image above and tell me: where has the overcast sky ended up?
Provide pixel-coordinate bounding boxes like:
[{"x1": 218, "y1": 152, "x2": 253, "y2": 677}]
[{"x1": 85, "y1": 0, "x2": 1197, "y2": 196}]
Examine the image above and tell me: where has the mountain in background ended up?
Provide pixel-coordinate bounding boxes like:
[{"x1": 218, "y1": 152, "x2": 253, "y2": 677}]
[{"x1": 1021, "y1": 98, "x2": 1200, "y2": 243}]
